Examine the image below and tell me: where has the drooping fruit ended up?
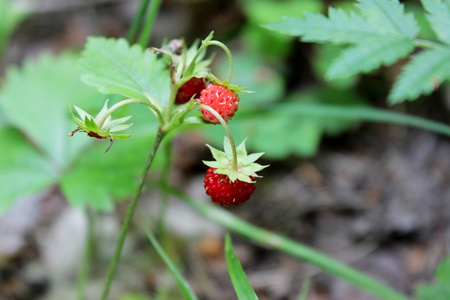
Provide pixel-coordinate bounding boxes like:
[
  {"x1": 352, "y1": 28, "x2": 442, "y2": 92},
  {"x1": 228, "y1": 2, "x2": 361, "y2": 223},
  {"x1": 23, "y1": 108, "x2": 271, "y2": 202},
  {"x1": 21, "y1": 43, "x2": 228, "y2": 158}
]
[
  {"x1": 175, "y1": 77, "x2": 206, "y2": 104},
  {"x1": 204, "y1": 168, "x2": 255, "y2": 206},
  {"x1": 202, "y1": 137, "x2": 268, "y2": 206},
  {"x1": 199, "y1": 84, "x2": 239, "y2": 123}
]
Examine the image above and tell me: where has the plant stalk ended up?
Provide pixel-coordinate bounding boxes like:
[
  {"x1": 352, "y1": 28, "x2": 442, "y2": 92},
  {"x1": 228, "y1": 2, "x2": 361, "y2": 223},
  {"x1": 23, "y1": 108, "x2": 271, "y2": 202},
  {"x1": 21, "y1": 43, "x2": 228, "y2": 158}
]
[
  {"x1": 127, "y1": 0, "x2": 150, "y2": 44},
  {"x1": 97, "y1": 98, "x2": 163, "y2": 129},
  {"x1": 199, "y1": 103, "x2": 238, "y2": 171},
  {"x1": 100, "y1": 128, "x2": 165, "y2": 300},
  {"x1": 138, "y1": 0, "x2": 163, "y2": 48}
]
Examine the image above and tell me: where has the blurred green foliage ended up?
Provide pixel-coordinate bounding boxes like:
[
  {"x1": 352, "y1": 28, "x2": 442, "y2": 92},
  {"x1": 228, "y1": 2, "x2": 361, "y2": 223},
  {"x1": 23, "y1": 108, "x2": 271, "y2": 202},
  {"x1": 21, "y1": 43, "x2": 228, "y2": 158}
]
[{"x1": 415, "y1": 257, "x2": 450, "y2": 300}]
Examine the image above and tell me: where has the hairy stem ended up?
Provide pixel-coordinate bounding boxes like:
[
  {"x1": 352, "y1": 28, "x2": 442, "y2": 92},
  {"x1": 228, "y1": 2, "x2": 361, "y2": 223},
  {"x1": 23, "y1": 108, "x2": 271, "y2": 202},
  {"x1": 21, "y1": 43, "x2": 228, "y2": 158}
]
[
  {"x1": 100, "y1": 128, "x2": 165, "y2": 300},
  {"x1": 206, "y1": 40, "x2": 234, "y2": 81},
  {"x1": 199, "y1": 104, "x2": 238, "y2": 171}
]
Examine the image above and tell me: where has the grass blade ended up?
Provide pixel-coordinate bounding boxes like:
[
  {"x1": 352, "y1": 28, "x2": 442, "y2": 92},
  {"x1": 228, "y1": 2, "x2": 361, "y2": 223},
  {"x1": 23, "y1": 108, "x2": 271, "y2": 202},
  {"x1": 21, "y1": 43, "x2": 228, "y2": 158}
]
[
  {"x1": 145, "y1": 228, "x2": 199, "y2": 300},
  {"x1": 166, "y1": 187, "x2": 408, "y2": 300},
  {"x1": 225, "y1": 234, "x2": 259, "y2": 300}
]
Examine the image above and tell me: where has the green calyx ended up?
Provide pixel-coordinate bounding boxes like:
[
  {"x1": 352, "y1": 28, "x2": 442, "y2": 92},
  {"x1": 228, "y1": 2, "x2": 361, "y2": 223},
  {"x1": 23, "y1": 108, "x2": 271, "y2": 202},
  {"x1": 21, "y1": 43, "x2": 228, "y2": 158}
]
[
  {"x1": 203, "y1": 137, "x2": 268, "y2": 183},
  {"x1": 205, "y1": 73, "x2": 253, "y2": 94},
  {"x1": 69, "y1": 99, "x2": 133, "y2": 140}
]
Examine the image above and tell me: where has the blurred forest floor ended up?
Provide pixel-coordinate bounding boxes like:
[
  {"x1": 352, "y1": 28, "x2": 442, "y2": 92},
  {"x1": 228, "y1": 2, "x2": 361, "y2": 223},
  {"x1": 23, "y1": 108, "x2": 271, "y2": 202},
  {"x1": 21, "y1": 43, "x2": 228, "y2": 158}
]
[{"x1": 0, "y1": 0, "x2": 449, "y2": 299}]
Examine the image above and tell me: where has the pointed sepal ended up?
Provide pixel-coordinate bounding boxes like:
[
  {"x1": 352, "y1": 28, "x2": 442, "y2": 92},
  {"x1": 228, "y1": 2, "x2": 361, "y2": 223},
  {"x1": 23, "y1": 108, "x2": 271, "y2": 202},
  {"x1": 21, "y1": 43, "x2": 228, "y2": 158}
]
[{"x1": 203, "y1": 136, "x2": 268, "y2": 183}]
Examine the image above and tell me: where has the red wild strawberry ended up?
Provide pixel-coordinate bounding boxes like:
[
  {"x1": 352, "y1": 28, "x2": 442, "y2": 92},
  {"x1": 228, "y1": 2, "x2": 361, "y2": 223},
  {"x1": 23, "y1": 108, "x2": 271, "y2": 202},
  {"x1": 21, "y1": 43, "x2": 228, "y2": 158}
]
[
  {"x1": 175, "y1": 77, "x2": 206, "y2": 104},
  {"x1": 199, "y1": 84, "x2": 239, "y2": 124},
  {"x1": 202, "y1": 137, "x2": 268, "y2": 206},
  {"x1": 204, "y1": 168, "x2": 255, "y2": 206}
]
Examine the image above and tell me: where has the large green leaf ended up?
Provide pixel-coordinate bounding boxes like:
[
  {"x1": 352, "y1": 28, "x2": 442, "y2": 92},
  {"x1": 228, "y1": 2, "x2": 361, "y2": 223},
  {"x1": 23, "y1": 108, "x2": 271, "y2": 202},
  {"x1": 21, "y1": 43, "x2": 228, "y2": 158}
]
[
  {"x1": 0, "y1": 53, "x2": 104, "y2": 170},
  {"x1": 356, "y1": 0, "x2": 419, "y2": 39},
  {"x1": 421, "y1": 0, "x2": 450, "y2": 45},
  {"x1": 389, "y1": 47, "x2": 450, "y2": 104},
  {"x1": 78, "y1": 37, "x2": 170, "y2": 105},
  {"x1": 0, "y1": 127, "x2": 56, "y2": 213},
  {"x1": 60, "y1": 130, "x2": 161, "y2": 211},
  {"x1": 264, "y1": 9, "x2": 383, "y2": 45},
  {"x1": 326, "y1": 38, "x2": 414, "y2": 79}
]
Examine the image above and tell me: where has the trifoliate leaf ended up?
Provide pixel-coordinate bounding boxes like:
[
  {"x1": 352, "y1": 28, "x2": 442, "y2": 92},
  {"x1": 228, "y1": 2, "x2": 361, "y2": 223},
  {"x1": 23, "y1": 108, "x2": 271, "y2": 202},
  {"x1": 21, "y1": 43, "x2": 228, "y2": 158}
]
[
  {"x1": 389, "y1": 47, "x2": 450, "y2": 104},
  {"x1": 60, "y1": 131, "x2": 161, "y2": 210},
  {"x1": 326, "y1": 38, "x2": 414, "y2": 79},
  {"x1": 78, "y1": 37, "x2": 170, "y2": 105},
  {"x1": 0, "y1": 53, "x2": 103, "y2": 170},
  {"x1": 356, "y1": 0, "x2": 419, "y2": 39},
  {"x1": 0, "y1": 127, "x2": 56, "y2": 213},
  {"x1": 421, "y1": 0, "x2": 450, "y2": 45}
]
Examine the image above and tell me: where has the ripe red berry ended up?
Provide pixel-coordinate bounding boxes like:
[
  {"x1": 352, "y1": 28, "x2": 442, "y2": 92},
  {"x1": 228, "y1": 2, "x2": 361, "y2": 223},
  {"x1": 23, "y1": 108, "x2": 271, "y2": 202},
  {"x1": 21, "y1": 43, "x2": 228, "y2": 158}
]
[
  {"x1": 199, "y1": 84, "x2": 239, "y2": 124},
  {"x1": 204, "y1": 168, "x2": 255, "y2": 206},
  {"x1": 175, "y1": 77, "x2": 206, "y2": 104}
]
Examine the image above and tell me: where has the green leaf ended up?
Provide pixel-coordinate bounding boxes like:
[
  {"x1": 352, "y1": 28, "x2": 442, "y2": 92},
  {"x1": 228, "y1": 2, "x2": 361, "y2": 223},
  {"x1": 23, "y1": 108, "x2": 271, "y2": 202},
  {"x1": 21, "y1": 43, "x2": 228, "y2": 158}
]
[
  {"x1": 78, "y1": 37, "x2": 170, "y2": 105},
  {"x1": 389, "y1": 47, "x2": 450, "y2": 104},
  {"x1": 421, "y1": 0, "x2": 450, "y2": 45},
  {"x1": 60, "y1": 131, "x2": 160, "y2": 211},
  {"x1": 263, "y1": 9, "x2": 383, "y2": 44},
  {"x1": 0, "y1": 127, "x2": 56, "y2": 213},
  {"x1": 435, "y1": 257, "x2": 450, "y2": 283},
  {"x1": 356, "y1": 0, "x2": 419, "y2": 39},
  {"x1": 0, "y1": 53, "x2": 103, "y2": 170},
  {"x1": 145, "y1": 228, "x2": 198, "y2": 300},
  {"x1": 326, "y1": 38, "x2": 414, "y2": 79},
  {"x1": 415, "y1": 257, "x2": 450, "y2": 300},
  {"x1": 224, "y1": 234, "x2": 258, "y2": 300}
]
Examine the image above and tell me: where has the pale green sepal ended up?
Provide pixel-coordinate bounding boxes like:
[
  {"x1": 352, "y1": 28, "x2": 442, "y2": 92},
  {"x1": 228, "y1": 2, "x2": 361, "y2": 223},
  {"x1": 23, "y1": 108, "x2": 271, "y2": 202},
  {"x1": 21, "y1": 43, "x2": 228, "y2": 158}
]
[
  {"x1": 227, "y1": 172, "x2": 239, "y2": 182},
  {"x1": 205, "y1": 144, "x2": 228, "y2": 164},
  {"x1": 236, "y1": 173, "x2": 255, "y2": 184},
  {"x1": 74, "y1": 105, "x2": 93, "y2": 121},
  {"x1": 95, "y1": 99, "x2": 110, "y2": 121},
  {"x1": 235, "y1": 138, "x2": 248, "y2": 157},
  {"x1": 240, "y1": 163, "x2": 269, "y2": 175},
  {"x1": 241, "y1": 152, "x2": 264, "y2": 165},
  {"x1": 202, "y1": 160, "x2": 223, "y2": 169},
  {"x1": 85, "y1": 116, "x2": 99, "y2": 132}
]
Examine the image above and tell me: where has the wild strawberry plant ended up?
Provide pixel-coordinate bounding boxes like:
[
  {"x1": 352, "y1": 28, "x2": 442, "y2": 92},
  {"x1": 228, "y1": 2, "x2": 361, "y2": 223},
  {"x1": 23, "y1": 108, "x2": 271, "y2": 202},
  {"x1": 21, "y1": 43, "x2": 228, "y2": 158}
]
[{"x1": 1, "y1": 0, "x2": 450, "y2": 299}]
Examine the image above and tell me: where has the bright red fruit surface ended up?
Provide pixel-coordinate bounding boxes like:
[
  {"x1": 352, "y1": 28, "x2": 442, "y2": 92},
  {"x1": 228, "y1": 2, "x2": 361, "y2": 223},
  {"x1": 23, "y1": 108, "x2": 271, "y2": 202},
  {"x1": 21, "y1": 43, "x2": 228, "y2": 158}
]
[
  {"x1": 204, "y1": 168, "x2": 255, "y2": 206},
  {"x1": 175, "y1": 77, "x2": 206, "y2": 104},
  {"x1": 199, "y1": 84, "x2": 239, "y2": 124}
]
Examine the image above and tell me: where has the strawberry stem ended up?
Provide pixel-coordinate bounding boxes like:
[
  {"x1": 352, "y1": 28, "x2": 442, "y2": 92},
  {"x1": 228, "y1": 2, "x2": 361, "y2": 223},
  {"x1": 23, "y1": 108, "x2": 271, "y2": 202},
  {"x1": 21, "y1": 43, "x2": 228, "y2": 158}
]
[
  {"x1": 97, "y1": 98, "x2": 164, "y2": 128},
  {"x1": 199, "y1": 103, "x2": 238, "y2": 171},
  {"x1": 101, "y1": 128, "x2": 165, "y2": 300},
  {"x1": 205, "y1": 40, "x2": 233, "y2": 82}
]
